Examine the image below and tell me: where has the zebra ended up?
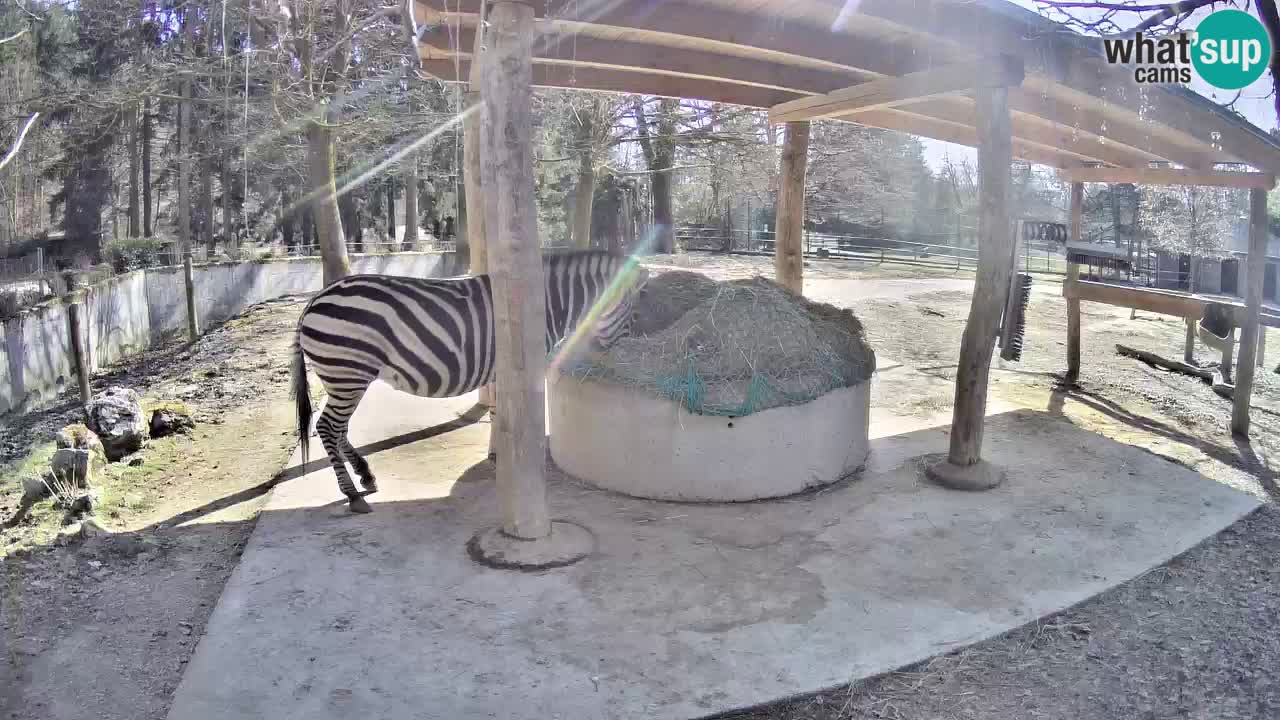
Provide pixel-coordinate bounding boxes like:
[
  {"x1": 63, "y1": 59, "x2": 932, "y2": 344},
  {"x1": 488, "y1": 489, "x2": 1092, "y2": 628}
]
[{"x1": 290, "y1": 250, "x2": 649, "y2": 513}]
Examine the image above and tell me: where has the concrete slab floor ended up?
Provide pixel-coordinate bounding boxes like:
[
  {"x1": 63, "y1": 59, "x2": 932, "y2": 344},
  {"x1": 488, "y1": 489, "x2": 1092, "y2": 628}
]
[{"x1": 166, "y1": 378, "x2": 1259, "y2": 720}]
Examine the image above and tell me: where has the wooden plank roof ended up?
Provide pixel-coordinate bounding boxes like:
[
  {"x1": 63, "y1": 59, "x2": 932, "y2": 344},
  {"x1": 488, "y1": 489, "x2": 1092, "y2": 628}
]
[{"x1": 413, "y1": 0, "x2": 1280, "y2": 174}]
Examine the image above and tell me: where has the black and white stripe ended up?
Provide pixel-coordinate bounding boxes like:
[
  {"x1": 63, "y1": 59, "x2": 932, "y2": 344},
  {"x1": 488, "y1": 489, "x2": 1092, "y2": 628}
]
[{"x1": 291, "y1": 250, "x2": 647, "y2": 512}]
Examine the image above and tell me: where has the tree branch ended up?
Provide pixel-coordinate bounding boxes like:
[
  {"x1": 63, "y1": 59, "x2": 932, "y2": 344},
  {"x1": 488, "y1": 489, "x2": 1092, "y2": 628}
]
[
  {"x1": 0, "y1": 28, "x2": 29, "y2": 46},
  {"x1": 0, "y1": 112, "x2": 40, "y2": 171}
]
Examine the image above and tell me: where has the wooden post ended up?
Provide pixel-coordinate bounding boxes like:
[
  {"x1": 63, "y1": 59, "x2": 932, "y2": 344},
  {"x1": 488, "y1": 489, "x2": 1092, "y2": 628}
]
[
  {"x1": 926, "y1": 70, "x2": 1020, "y2": 493},
  {"x1": 774, "y1": 120, "x2": 809, "y2": 295},
  {"x1": 464, "y1": 4, "x2": 495, "y2": 411},
  {"x1": 1066, "y1": 181, "x2": 1084, "y2": 381},
  {"x1": 480, "y1": 0, "x2": 550, "y2": 540},
  {"x1": 66, "y1": 282, "x2": 92, "y2": 408},
  {"x1": 1232, "y1": 187, "x2": 1267, "y2": 436},
  {"x1": 184, "y1": 249, "x2": 199, "y2": 341},
  {"x1": 1221, "y1": 328, "x2": 1235, "y2": 385},
  {"x1": 1184, "y1": 317, "x2": 1196, "y2": 364}
]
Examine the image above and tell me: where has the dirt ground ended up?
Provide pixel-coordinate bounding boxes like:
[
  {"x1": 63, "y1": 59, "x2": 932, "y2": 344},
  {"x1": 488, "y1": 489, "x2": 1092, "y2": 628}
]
[
  {"x1": 2, "y1": 253, "x2": 1279, "y2": 720},
  {"x1": 1, "y1": 296, "x2": 305, "y2": 720}
]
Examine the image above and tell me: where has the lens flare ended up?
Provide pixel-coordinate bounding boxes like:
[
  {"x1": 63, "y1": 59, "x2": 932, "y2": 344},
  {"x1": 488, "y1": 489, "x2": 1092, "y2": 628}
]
[{"x1": 546, "y1": 227, "x2": 659, "y2": 375}]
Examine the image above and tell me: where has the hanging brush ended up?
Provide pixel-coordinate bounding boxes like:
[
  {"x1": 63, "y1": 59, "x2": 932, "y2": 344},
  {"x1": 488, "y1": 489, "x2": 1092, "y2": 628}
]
[{"x1": 999, "y1": 272, "x2": 1032, "y2": 362}]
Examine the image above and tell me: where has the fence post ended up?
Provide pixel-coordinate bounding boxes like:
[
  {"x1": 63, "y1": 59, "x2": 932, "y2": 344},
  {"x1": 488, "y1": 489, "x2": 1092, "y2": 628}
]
[
  {"x1": 65, "y1": 275, "x2": 92, "y2": 408},
  {"x1": 184, "y1": 249, "x2": 199, "y2": 341}
]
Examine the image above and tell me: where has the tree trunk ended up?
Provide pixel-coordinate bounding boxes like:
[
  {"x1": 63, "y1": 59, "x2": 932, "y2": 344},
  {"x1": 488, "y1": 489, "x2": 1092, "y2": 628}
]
[
  {"x1": 178, "y1": 81, "x2": 192, "y2": 252},
  {"x1": 280, "y1": 186, "x2": 296, "y2": 250},
  {"x1": 142, "y1": 97, "x2": 153, "y2": 237},
  {"x1": 571, "y1": 105, "x2": 596, "y2": 249},
  {"x1": 572, "y1": 151, "x2": 596, "y2": 250},
  {"x1": 307, "y1": 116, "x2": 350, "y2": 284},
  {"x1": 403, "y1": 158, "x2": 419, "y2": 249},
  {"x1": 222, "y1": 147, "x2": 234, "y2": 250},
  {"x1": 301, "y1": 205, "x2": 315, "y2": 249},
  {"x1": 339, "y1": 191, "x2": 360, "y2": 252},
  {"x1": 200, "y1": 149, "x2": 215, "y2": 251},
  {"x1": 128, "y1": 104, "x2": 141, "y2": 238},
  {"x1": 385, "y1": 178, "x2": 396, "y2": 242},
  {"x1": 632, "y1": 97, "x2": 678, "y2": 254},
  {"x1": 651, "y1": 170, "x2": 674, "y2": 253}
]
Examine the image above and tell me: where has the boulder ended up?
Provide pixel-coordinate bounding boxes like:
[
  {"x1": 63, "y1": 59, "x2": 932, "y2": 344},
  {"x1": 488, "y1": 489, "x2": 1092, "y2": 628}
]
[
  {"x1": 86, "y1": 386, "x2": 146, "y2": 461},
  {"x1": 55, "y1": 423, "x2": 107, "y2": 460},
  {"x1": 49, "y1": 448, "x2": 94, "y2": 490},
  {"x1": 21, "y1": 472, "x2": 52, "y2": 500},
  {"x1": 149, "y1": 405, "x2": 195, "y2": 438}
]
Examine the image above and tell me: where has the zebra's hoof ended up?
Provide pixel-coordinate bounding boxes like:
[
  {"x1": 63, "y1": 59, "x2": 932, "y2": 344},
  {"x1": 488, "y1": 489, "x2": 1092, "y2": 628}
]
[
  {"x1": 348, "y1": 496, "x2": 373, "y2": 514},
  {"x1": 360, "y1": 478, "x2": 378, "y2": 494}
]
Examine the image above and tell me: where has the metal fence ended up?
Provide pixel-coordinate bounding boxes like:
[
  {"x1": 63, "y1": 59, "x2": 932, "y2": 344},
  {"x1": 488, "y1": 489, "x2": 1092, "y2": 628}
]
[
  {"x1": 0, "y1": 248, "x2": 46, "y2": 289},
  {"x1": 147, "y1": 239, "x2": 458, "y2": 267},
  {"x1": 676, "y1": 226, "x2": 1071, "y2": 276}
]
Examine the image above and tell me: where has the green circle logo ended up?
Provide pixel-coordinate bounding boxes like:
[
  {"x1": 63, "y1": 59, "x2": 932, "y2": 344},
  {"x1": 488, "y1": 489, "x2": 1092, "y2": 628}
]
[{"x1": 1192, "y1": 10, "x2": 1272, "y2": 90}]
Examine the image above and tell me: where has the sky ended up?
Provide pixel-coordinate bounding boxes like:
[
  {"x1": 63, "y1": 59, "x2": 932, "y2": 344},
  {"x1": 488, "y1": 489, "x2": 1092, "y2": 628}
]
[{"x1": 917, "y1": 0, "x2": 1279, "y2": 171}]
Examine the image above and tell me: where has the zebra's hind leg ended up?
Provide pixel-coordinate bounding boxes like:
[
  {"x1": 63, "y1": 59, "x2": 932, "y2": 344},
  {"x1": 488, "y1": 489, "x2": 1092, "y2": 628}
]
[
  {"x1": 341, "y1": 436, "x2": 377, "y2": 494},
  {"x1": 315, "y1": 396, "x2": 372, "y2": 514}
]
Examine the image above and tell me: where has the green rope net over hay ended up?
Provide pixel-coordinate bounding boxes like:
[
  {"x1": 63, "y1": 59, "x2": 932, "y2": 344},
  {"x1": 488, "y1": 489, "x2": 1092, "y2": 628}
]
[{"x1": 562, "y1": 271, "x2": 877, "y2": 417}]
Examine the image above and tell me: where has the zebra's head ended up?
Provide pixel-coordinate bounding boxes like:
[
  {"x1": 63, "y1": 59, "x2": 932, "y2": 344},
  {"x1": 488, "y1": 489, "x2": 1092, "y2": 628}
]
[{"x1": 589, "y1": 263, "x2": 649, "y2": 351}]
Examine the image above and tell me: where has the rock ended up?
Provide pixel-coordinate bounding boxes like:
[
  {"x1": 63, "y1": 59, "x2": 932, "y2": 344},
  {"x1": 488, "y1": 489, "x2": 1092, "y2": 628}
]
[
  {"x1": 68, "y1": 492, "x2": 97, "y2": 516},
  {"x1": 21, "y1": 473, "x2": 51, "y2": 500},
  {"x1": 78, "y1": 517, "x2": 111, "y2": 539},
  {"x1": 86, "y1": 386, "x2": 146, "y2": 461},
  {"x1": 149, "y1": 405, "x2": 195, "y2": 438},
  {"x1": 49, "y1": 448, "x2": 93, "y2": 490},
  {"x1": 55, "y1": 423, "x2": 106, "y2": 461}
]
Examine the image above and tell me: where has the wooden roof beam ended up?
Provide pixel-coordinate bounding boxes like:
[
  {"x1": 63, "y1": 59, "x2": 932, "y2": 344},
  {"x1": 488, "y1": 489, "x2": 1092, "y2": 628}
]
[
  {"x1": 849, "y1": 0, "x2": 1280, "y2": 172},
  {"x1": 852, "y1": 109, "x2": 1080, "y2": 169},
  {"x1": 768, "y1": 55, "x2": 1024, "y2": 125},
  {"x1": 1059, "y1": 166, "x2": 1277, "y2": 189},
  {"x1": 867, "y1": 96, "x2": 1154, "y2": 168}
]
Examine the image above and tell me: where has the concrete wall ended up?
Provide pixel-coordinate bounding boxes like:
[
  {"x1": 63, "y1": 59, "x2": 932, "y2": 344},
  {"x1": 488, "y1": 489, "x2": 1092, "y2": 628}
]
[
  {"x1": 0, "y1": 297, "x2": 74, "y2": 414},
  {"x1": 86, "y1": 270, "x2": 151, "y2": 370},
  {"x1": 146, "y1": 252, "x2": 462, "y2": 340},
  {"x1": 0, "y1": 252, "x2": 462, "y2": 415}
]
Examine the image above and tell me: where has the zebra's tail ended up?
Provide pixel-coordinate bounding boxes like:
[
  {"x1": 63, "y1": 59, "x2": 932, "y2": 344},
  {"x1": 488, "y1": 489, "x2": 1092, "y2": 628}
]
[{"x1": 291, "y1": 327, "x2": 312, "y2": 469}]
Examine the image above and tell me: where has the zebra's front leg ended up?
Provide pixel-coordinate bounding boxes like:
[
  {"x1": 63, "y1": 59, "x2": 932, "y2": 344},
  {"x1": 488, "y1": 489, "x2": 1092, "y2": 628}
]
[{"x1": 316, "y1": 409, "x2": 372, "y2": 514}]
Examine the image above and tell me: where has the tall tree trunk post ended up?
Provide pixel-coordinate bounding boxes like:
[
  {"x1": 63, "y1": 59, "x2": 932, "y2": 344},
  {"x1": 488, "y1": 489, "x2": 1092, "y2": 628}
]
[
  {"x1": 470, "y1": 0, "x2": 591, "y2": 568},
  {"x1": 774, "y1": 120, "x2": 809, "y2": 295},
  {"x1": 571, "y1": 105, "x2": 596, "y2": 249},
  {"x1": 142, "y1": 97, "x2": 153, "y2": 237},
  {"x1": 385, "y1": 179, "x2": 396, "y2": 244},
  {"x1": 178, "y1": 81, "x2": 192, "y2": 254},
  {"x1": 403, "y1": 159, "x2": 419, "y2": 249},
  {"x1": 222, "y1": 147, "x2": 234, "y2": 251},
  {"x1": 127, "y1": 104, "x2": 141, "y2": 238},
  {"x1": 927, "y1": 67, "x2": 1020, "y2": 491},
  {"x1": 572, "y1": 150, "x2": 596, "y2": 250},
  {"x1": 1233, "y1": 188, "x2": 1268, "y2": 436},
  {"x1": 307, "y1": 109, "x2": 350, "y2": 285}
]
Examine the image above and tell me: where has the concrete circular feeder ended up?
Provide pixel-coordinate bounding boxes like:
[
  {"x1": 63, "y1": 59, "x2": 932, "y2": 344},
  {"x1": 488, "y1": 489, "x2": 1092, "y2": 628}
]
[{"x1": 549, "y1": 373, "x2": 871, "y2": 502}]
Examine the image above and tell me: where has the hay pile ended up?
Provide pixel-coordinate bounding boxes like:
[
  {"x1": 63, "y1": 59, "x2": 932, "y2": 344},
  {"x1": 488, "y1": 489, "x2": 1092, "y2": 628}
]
[{"x1": 563, "y1": 271, "x2": 876, "y2": 416}]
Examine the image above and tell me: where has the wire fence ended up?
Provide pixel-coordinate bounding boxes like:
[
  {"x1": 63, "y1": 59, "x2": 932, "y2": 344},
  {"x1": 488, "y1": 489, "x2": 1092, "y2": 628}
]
[
  {"x1": 0, "y1": 248, "x2": 46, "y2": 289},
  {"x1": 146, "y1": 239, "x2": 459, "y2": 267},
  {"x1": 675, "y1": 226, "x2": 1072, "y2": 276}
]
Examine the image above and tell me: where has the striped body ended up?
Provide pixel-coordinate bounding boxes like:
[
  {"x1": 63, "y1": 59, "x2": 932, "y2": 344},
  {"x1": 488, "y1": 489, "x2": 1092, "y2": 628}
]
[{"x1": 291, "y1": 251, "x2": 646, "y2": 511}]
